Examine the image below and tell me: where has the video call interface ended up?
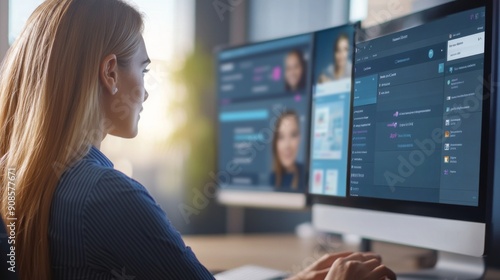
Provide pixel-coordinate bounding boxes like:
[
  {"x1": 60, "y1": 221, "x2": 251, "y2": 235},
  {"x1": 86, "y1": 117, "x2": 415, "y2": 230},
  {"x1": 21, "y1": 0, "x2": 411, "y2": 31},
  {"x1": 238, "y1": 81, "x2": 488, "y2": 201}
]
[
  {"x1": 217, "y1": 35, "x2": 312, "y2": 193},
  {"x1": 351, "y1": 7, "x2": 485, "y2": 206}
]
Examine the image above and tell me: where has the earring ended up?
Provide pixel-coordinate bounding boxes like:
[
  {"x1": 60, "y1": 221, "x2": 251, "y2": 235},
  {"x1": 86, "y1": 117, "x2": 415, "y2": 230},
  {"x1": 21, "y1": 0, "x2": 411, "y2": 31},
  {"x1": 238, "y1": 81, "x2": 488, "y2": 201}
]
[{"x1": 113, "y1": 88, "x2": 118, "y2": 94}]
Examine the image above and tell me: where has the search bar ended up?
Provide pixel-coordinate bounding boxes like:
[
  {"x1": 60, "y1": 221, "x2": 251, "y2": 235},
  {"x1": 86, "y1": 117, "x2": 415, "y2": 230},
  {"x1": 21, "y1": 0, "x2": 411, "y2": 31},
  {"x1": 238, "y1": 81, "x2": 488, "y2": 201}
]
[{"x1": 447, "y1": 32, "x2": 484, "y2": 62}]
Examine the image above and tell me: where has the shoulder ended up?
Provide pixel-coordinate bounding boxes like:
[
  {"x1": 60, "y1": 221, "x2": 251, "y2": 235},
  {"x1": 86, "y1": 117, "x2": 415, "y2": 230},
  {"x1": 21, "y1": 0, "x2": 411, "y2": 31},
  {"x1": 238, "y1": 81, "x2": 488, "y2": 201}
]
[
  {"x1": 52, "y1": 153, "x2": 121, "y2": 214},
  {"x1": 80, "y1": 167, "x2": 165, "y2": 249},
  {"x1": 56, "y1": 147, "x2": 148, "y2": 202},
  {"x1": 94, "y1": 168, "x2": 146, "y2": 194},
  {"x1": 51, "y1": 148, "x2": 159, "y2": 231},
  {"x1": 84, "y1": 168, "x2": 155, "y2": 214},
  {"x1": 57, "y1": 151, "x2": 115, "y2": 191}
]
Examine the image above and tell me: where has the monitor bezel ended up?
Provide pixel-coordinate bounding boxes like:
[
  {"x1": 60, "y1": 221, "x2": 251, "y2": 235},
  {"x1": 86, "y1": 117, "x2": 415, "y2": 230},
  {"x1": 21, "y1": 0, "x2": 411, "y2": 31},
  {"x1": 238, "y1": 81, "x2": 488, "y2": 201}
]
[
  {"x1": 310, "y1": 0, "x2": 494, "y2": 223},
  {"x1": 485, "y1": 0, "x2": 499, "y2": 265}
]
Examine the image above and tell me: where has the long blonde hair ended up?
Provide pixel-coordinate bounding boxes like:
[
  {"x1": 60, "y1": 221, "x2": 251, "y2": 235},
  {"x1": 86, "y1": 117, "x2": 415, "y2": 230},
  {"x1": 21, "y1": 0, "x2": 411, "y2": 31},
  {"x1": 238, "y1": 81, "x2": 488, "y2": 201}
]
[{"x1": 0, "y1": 0, "x2": 143, "y2": 279}]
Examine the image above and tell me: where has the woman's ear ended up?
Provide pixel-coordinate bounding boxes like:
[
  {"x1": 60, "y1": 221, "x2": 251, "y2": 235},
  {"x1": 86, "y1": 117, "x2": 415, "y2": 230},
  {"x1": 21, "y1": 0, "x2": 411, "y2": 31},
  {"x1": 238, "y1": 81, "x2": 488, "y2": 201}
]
[{"x1": 99, "y1": 54, "x2": 119, "y2": 95}]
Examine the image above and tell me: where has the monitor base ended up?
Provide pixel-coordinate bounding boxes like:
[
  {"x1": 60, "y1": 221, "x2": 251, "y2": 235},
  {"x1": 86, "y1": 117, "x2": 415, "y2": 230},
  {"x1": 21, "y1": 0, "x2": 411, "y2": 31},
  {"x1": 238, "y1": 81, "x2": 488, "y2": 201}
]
[{"x1": 398, "y1": 251, "x2": 485, "y2": 280}]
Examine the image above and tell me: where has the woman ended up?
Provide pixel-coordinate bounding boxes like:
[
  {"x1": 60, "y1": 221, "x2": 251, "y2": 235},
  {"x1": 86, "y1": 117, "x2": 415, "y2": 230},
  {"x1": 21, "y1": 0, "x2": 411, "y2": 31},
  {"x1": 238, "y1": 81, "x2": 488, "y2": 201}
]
[
  {"x1": 270, "y1": 110, "x2": 304, "y2": 190},
  {"x1": 318, "y1": 33, "x2": 352, "y2": 83},
  {"x1": 284, "y1": 49, "x2": 307, "y2": 92},
  {"x1": 0, "y1": 0, "x2": 395, "y2": 279}
]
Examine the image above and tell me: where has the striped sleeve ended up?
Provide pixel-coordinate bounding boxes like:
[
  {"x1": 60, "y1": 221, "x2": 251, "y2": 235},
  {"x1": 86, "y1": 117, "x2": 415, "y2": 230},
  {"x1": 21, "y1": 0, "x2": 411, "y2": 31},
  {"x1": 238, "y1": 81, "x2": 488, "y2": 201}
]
[{"x1": 82, "y1": 169, "x2": 214, "y2": 280}]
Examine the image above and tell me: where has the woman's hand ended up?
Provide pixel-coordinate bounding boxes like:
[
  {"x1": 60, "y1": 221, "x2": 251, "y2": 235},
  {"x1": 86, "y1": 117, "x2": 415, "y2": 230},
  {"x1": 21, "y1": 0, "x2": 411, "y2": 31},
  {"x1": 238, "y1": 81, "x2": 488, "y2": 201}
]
[
  {"x1": 325, "y1": 252, "x2": 396, "y2": 280},
  {"x1": 286, "y1": 251, "x2": 396, "y2": 280},
  {"x1": 286, "y1": 252, "x2": 352, "y2": 280}
]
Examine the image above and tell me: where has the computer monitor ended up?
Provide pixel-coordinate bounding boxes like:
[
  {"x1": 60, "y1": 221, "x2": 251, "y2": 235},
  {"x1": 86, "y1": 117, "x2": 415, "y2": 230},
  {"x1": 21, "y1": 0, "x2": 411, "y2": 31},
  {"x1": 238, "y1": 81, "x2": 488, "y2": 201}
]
[
  {"x1": 311, "y1": 0, "x2": 494, "y2": 278},
  {"x1": 216, "y1": 34, "x2": 313, "y2": 208}
]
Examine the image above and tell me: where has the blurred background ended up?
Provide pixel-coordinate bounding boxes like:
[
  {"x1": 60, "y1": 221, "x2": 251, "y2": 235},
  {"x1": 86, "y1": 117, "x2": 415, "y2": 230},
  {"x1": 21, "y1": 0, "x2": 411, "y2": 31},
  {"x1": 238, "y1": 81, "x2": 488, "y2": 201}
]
[{"x1": 0, "y1": 0, "x2": 452, "y2": 235}]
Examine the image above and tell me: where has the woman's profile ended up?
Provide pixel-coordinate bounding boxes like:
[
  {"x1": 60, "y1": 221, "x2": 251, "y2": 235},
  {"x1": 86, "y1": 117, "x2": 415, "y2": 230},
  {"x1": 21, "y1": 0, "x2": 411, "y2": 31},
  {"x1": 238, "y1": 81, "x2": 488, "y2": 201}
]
[
  {"x1": 284, "y1": 49, "x2": 306, "y2": 92},
  {"x1": 0, "y1": 1, "x2": 395, "y2": 279},
  {"x1": 270, "y1": 110, "x2": 304, "y2": 190}
]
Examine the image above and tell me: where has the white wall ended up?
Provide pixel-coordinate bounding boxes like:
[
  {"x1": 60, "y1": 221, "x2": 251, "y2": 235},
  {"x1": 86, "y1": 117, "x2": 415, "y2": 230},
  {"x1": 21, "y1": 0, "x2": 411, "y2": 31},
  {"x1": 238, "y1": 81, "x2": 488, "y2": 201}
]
[{"x1": 249, "y1": 0, "x2": 349, "y2": 42}]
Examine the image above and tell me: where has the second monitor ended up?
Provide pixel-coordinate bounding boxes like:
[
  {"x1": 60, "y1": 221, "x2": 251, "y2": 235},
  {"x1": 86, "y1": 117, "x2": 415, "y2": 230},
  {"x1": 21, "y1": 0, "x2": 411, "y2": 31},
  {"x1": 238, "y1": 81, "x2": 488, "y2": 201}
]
[{"x1": 216, "y1": 33, "x2": 314, "y2": 208}]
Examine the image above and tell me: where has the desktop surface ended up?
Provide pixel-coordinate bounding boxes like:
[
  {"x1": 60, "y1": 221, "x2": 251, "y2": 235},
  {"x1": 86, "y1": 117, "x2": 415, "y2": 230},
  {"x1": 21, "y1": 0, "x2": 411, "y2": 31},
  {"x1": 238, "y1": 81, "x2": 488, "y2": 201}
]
[{"x1": 183, "y1": 234, "x2": 500, "y2": 279}]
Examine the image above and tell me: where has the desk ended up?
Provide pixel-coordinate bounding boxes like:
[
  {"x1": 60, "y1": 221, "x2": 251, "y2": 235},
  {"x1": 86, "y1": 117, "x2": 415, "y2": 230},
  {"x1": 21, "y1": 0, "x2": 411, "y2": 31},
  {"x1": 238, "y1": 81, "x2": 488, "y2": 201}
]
[{"x1": 183, "y1": 234, "x2": 500, "y2": 279}]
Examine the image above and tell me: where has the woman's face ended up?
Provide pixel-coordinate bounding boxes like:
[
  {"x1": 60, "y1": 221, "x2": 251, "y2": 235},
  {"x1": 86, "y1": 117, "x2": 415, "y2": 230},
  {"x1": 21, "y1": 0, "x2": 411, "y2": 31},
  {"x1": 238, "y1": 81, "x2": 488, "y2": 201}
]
[
  {"x1": 104, "y1": 37, "x2": 150, "y2": 138},
  {"x1": 335, "y1": 37, "x2": 349, "y2": 70},
  {"x1": 276, "y1": 115, "x2": 300, "y2": 171},
  {"x1": 284, "y1": 53, "x2": 303, "y2": 91}
]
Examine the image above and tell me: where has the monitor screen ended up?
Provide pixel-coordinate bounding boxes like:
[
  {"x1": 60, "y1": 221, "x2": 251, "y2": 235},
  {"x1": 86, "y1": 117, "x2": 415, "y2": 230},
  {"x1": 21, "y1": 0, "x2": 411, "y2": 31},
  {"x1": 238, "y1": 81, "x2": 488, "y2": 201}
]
[
  {"x1": 309, "y1": 25, "x2": 356, "y2": 197},
  {"x1": 312, "y1": 0, "x2": 493, "y2": 259},
  {"x1": 352, "y1": 6, "x2": 486, "y2": 207},
  {"x1": 216, "y1": 34, "x2": 313, "y2": 203}
]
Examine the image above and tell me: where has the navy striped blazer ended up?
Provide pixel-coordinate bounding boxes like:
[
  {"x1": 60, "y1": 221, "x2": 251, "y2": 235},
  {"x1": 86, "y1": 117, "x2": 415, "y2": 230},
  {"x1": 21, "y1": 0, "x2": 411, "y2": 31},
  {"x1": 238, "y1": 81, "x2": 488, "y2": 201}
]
[{"x1": 49, "y1": 146, "x2": 214, "y2": 279}]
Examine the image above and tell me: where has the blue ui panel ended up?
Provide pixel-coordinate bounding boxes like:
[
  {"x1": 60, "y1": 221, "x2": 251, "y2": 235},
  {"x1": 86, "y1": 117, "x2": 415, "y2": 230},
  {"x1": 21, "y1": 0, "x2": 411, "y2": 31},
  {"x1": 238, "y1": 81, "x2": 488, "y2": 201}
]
[
  {"x1": 351, "y1": 7, "x2": 486, "y2": 206},
  {"x1": 217, "y1": 34, "x2": 313, "y2": 193},
  {"x1": 309, "y1": 25, "x2": 355, "y2": 197}
]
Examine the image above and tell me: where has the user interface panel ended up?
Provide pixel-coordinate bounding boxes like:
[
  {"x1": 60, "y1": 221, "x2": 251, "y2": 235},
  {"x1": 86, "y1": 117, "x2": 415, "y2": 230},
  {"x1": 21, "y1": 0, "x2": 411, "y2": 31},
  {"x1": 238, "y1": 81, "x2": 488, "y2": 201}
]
[
  {"x1": 217, "y1": 35, "x2": 313, "y2": 193},
  {"x1": 351, "y1": 7, "x2": 486, "y2": 206}
]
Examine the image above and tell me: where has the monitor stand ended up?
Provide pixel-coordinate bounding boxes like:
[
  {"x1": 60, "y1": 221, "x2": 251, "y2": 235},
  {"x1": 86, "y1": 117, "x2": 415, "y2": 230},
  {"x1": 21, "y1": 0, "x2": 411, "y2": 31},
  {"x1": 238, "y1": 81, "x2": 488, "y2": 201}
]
[{"x1": 398, "y1": 251, "x2": 485, "y2": 280}]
